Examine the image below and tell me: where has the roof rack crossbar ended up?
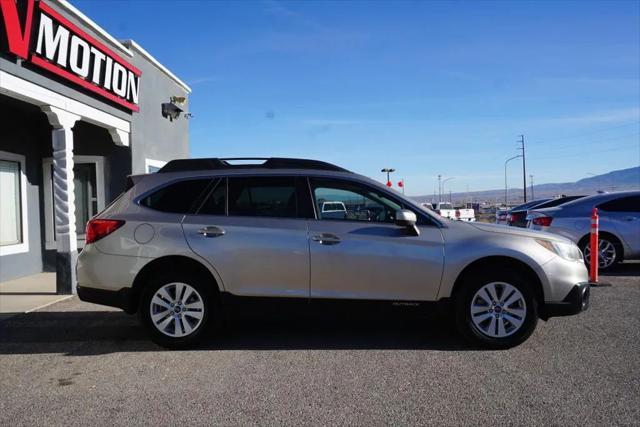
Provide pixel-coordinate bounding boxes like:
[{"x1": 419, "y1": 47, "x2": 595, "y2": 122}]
[{"x1": 157, "y1": 157, "x2": 350, "y2": 173}]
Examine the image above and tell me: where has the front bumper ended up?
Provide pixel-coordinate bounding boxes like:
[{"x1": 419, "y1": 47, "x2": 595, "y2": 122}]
[{"x1": 540, "y1": 282, "x2": 590, "y2": 320}]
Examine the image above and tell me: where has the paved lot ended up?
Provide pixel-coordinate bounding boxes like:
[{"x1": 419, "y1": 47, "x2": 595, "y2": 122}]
[{"x1": 1, "y1": 264, "x2": 639, "y2": 426}]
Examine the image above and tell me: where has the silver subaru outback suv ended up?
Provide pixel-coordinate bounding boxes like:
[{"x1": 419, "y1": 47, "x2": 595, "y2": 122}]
[{"x1": 77, "y1": 158, "x2": 589, "y2": 349}]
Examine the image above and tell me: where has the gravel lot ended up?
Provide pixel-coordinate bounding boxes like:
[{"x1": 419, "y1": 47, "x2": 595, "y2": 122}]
[{"x1": 1, "y1": 264, "x2": 638, "y2": 426}]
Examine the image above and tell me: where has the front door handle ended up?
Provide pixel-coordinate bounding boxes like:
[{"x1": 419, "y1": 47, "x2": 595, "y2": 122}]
[
  {"x1": 198, "y1": 226, "x2": 225, "y2": 238},
  {"x1": 312, "y1": 233, "x2": 341, "y2": 245}
]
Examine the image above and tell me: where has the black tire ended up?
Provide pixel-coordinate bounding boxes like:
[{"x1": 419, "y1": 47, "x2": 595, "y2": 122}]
[
  {"x1": 139, "y1": 270, "x2": 215, "y2": 349},
  {"x1": 579, "y1": 235, "x2": 622, "y2": 272},
  {"x1": 455, "y1": 270, "x2": 538, "y2": 349}
]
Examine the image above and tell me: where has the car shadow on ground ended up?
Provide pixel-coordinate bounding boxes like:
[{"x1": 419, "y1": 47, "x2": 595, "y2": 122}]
[
  {"x1": 600, "y1": 262, "x2": 640, "y2": 277},
  {"x1": 0, "y1": 308, "x2": 479, "y2": 355}
]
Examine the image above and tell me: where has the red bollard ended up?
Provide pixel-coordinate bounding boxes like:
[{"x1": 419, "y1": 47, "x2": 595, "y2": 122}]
[{"x1": 589, "y1": 208, "x2": 599, "y2": 283}]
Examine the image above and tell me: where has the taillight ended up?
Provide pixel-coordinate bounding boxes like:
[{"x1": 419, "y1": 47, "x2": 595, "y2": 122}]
[
  {"x1": 532, "y1": 216, "x2": 553, "y2": 227},
  {"x1": 508, "y1": 212, "x2": 523, "y2": 224},
  {"x1": 455, "y1": 210, "x2": 461, "y2": 218},
  {"x1": 85, "y1": 219, "x2": 125, "y2": 244}
]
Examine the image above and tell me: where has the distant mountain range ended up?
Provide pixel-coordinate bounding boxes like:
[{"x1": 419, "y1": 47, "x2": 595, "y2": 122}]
[{"x1": 411, "y1": 166, "x2": 640, "y2": 205}]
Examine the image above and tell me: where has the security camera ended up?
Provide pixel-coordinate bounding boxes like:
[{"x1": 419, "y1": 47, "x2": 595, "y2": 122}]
[{"x1": 170, "y1": 96, "x2": 187, "y2": 105}]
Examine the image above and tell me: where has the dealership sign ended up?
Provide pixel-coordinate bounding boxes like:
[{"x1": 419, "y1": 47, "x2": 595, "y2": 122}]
[{"x1": 1, "y1": 0, "x2": 141, "y2": 111}]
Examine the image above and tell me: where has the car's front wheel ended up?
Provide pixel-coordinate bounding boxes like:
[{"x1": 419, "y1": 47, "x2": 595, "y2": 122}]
[
  {"x1": 455, "y1": 271, "x2": 538, "y2": 349},
  {"x1": 139, "y1": 272, "x2": 212, "y2": 349}
]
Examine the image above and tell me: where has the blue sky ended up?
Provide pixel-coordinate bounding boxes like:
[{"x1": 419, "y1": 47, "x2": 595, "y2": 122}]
[{"x1": 76, "y1": 0, "x2": 640, "y2": 196}]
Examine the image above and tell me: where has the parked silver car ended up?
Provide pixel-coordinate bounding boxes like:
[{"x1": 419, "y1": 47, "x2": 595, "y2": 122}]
[
  {"x1": 77, "y1": 158, "x2": 589, "y2": 349},
  {"x1": 528, "y1": 191, "x2": 640, "y2": 270}
]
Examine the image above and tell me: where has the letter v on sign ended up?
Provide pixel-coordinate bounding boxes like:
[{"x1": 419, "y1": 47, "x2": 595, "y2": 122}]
[{"x1": 1, "y1": 0, "x2": 35, "y2": 59}]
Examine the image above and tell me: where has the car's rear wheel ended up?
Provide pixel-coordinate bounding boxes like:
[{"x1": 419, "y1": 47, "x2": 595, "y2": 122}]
[
  {"x1": 455, "y1": 271, "x2": 538, "y2": 349},
  {"x1": 139, "y1": 272, "x2": 212, "y2": 349},
  {"x1": 581, "y1": 236, "x2": 620, "y2": 271}
]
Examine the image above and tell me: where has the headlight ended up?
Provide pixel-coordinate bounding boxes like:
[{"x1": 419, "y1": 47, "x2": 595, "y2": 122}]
[{"x1": 535, "y1": 239, "x2": 583, "y2": 262}]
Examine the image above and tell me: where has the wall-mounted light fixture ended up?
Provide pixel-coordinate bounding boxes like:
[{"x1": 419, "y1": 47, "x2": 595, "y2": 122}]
[{"x1": 161, "y1": 96, "x2": 189, "y2": 121}]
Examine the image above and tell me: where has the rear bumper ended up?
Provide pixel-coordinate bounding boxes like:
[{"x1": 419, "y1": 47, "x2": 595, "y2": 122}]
[
  {"x1": 540, "y1": 282, "x2": 590, "y2": 320},
  {"x1": 77, "y1": 285, "x2": 136, "y2": 314}
]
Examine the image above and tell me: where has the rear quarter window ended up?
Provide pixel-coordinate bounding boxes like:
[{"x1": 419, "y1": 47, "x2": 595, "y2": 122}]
[{"x1": 140, "y1": 179, "x2": 213, "y2": 214}]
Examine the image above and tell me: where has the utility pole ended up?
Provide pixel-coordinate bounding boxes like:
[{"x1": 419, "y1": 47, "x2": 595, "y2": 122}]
[
  {"x1": 529, "y1": 174, "x2": 534, "y2": 199},
  {"x1": 518, "y1": 134, "x2": 527, "y2": 202},
  {"x1": 437, "y1": 175, "x2": 442, "y2": 203}
]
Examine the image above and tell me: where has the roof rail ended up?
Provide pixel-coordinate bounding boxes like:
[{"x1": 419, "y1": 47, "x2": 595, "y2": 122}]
[{"x1": 157, "y1": 157, "x2": 351, "y2": 173}]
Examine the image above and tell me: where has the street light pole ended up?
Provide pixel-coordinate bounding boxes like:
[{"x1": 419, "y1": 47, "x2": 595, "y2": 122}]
[
  {"x1": 381, "y1": 168, "x2": 395, "y2": 186},
  {"x1": 505, "y1": 154, "x2": 522, "y2": 207},
  {"x1": 437, "y1": 175, "x2": 442, "y2": 203}
]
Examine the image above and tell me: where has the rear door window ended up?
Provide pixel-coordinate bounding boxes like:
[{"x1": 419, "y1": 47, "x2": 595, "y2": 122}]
[
  {"x1": 198, "y1": 179, "x2": 226, "y2": 215},
  {"x1": 140, "y1": 179, "x2": 212, "y2": 214},
  {"x1": 598, "y1": 196, "x2": 640, "y2": 213},
  {"x1": 227, "y1": 176, "x2": 298, "y2": 218}
]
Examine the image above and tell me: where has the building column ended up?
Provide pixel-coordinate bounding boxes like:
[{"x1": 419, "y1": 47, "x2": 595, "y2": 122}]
[{"x1": 42, "y1": 106, "x2": 81, "y2": 295}]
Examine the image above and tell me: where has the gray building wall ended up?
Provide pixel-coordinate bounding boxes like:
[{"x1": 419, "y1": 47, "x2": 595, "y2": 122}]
[
  {"x1": 124, "y1": 44, "x2": 190, "y2": 175},
  {"x1": 0, "y1": 99, "x2": 49, "y2": 281},
  {"x1": 0, "y1": 1, "x2": 190, "y2": 282}
]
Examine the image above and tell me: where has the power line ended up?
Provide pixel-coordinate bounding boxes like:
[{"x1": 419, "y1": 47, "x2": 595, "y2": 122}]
[
  {"x1": 529, "y1": 143, "x2": 639, "y2": 161},
  {"x1": 538, "y1": 131, "x2": 640, "y2": 152},
  {"x1": 530, "y1": 120, "x2": 640, "y2": 146}
]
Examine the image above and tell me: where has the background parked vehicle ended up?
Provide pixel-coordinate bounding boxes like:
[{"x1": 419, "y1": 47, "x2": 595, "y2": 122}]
[
  {"x1": 528, "y1": 191, "x2": 640, "y2": 270},
  {"x1": 496, "y1": 208, "x2": 509, "y2": 225},
  {"x1": 434, "y1": 202, "x2": 476, "y2": 222},
  {"x1": 507, "y1": 199, "x2": 552, "y2": 227},
  {"x1": 320, "y1": 201, "x2": 347, "y2": 219},
  {"x1": 522, "y1": 195, "x2": 586, "y2": 227}
]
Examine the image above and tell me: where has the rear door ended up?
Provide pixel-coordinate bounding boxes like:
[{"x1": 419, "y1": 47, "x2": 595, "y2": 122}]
[
  {"x1": 598, "y1": 195, "x2": 640, "y2": 256},
  {"x1": 182, "y1": 176, "x2": 313, "y2": 298}
]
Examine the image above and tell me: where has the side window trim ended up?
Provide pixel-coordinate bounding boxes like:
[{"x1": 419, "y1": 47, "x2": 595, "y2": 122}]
[
  {"x1": 305, "y1": 176, "x2": 319, "y2": 220},
  {"x1": 193, "y1": 177, "x2": 226, "y2": 216}
]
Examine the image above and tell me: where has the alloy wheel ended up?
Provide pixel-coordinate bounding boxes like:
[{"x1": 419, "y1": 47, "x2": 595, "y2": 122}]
[
  {"x1": 583, "y1": 239, "x2": 616, "y2": 269},
  {"x1": 470, "y1": 282, "x2": 527, "y2": 338},
  {"x1": 149, "y1": 282, "x2": 205, "y2": 338}
]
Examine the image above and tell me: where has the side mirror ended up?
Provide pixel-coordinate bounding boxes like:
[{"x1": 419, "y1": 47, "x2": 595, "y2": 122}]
[{"x1": 395, "y1": 209, "x2": 420, "y2": 236}]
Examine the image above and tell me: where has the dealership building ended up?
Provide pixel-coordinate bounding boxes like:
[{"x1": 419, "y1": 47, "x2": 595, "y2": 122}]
[{"x1": 0, "y1": 0, "x2": 191, "y2": 293}]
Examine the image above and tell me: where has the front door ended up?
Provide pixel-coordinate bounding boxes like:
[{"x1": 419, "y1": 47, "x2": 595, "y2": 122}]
[
  {"x1": 182, "y1": 176, "x2": 312, "y2": 298},
  {"x1": 308, "y1": 177, "x2": 444, "y2": 301}
]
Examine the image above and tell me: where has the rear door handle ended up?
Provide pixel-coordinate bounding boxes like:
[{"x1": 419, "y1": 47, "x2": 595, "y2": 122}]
[
  {"x1": 311, "y1": 233, "x2": 341, "y2": 245},
  {"x1": 198, "y1": 226, "x2": 225, "y2": 238}
]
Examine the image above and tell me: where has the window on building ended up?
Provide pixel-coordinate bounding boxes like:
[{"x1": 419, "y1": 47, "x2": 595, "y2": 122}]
[
  {"x1": 141, "y1": 179, "x2": 213, "y2": 213},
  {"x1": 145, "y1": 159, "x2": 167, "y2": 174},
  {"x1": 0, "y1": 159, "x2": 22, "y2": 246},
  {"x1": 228, "y1": 177, "x2": 297, "y2": 218}
]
